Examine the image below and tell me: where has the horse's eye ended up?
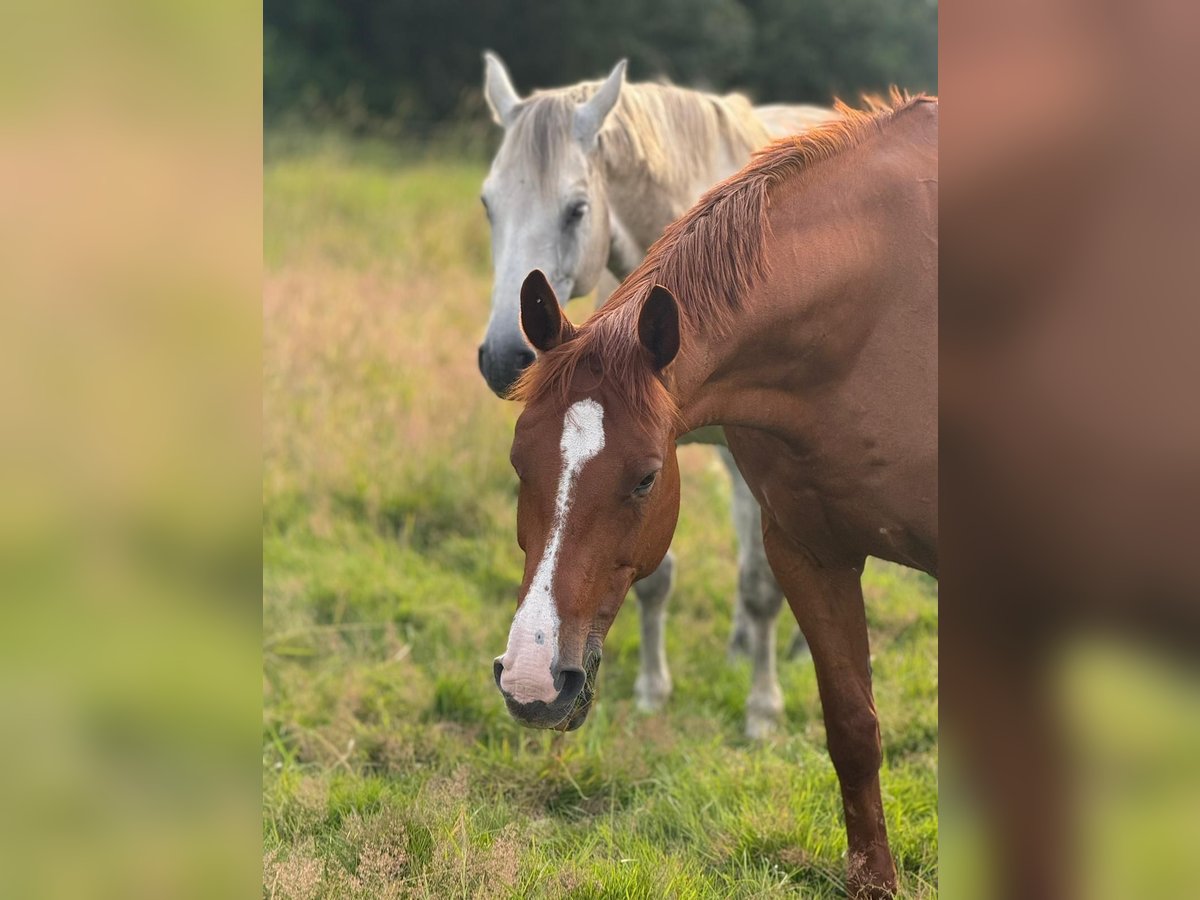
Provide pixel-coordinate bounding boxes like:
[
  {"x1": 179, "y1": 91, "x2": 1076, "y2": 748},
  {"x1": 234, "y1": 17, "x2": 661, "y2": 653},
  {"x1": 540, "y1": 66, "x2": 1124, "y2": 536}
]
[
  {"x1": 632, "y1": 471, "x2": 658, "y2": 497},
  {"x1": 565, "y1": 200, "x2": 588, "y2": 225}
]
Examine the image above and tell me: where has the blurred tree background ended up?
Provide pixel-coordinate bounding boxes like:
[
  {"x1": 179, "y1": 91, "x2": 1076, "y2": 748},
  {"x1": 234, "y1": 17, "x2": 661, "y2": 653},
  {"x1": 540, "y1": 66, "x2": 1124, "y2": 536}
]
[{"x1": 264, "y1": 0, "x2": 937, "y2": 140}]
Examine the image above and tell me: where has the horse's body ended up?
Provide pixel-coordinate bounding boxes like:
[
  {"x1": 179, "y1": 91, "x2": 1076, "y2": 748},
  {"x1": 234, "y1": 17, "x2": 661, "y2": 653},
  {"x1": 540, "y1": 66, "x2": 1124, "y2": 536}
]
[
  {"x1": 754, "y1": 102, "x2": 843, "y2": 139},
  {"x1": 496, "y1": 95, "x2": 938, "y2": 897},
  {"x1": 477, "y1": 54, "x2": 838, "y2": 737}
]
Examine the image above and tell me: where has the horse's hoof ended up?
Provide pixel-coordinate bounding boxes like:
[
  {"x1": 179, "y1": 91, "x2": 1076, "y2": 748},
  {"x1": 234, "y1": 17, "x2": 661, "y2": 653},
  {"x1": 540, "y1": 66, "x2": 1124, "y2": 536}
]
[
  {"x1": 744, "y1": 694, "x2": 784, "y2": 740},
  {"x1": 744, "y1": 711, "x2": 777, "y2": 740},
  {"x1": 633, "y1": 676, "x2": 671, "y2": 712},
  {"x1": 846, "y1": 848, "x2": 897, "y2": 899}
]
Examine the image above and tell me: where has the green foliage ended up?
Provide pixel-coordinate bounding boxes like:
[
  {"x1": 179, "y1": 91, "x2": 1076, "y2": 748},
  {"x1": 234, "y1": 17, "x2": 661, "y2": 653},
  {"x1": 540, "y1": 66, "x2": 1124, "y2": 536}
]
[
  {"x1": 739, "y1": 0, "x2": 939, "y2": 101},
  {"x1": 264, "y1": 0, "x2": 938, "y2": 131},
  {"x1": 263, "y1": 145, "x2": 938, "y2": 896}
]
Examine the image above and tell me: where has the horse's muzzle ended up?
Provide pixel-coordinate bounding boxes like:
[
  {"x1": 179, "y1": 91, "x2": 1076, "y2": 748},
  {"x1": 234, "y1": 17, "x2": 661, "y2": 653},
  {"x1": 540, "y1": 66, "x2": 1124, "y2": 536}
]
[
  {"x1": 493, "y1": 654, "x2": 600, "y2": 731},
  {"x1": 478, "y1": 343, "x2": 535, "y2": 397}
]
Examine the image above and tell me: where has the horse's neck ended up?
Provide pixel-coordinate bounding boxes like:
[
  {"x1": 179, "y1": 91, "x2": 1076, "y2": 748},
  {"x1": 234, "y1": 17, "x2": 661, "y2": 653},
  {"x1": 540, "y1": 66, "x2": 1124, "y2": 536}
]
[
  {"x1": 671, "y1": 114, "x2": 938, "y2": 437},
  {"x1": 601, "y1": 92, "x2": 757, "y2": 266},
  {"x1": 603, "y1": 172, "x2": 694, "y2": 250},
  {"x1": 600, "y1": 163, "x2": 691, "y2": 278}
]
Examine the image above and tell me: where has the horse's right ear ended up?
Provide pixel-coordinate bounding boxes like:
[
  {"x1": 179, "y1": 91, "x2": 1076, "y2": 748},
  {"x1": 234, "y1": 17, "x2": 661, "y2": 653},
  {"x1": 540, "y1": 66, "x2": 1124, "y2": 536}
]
[
  {"x1": 483, "y1": 51, "x2": 522, "y2": 127},
  {"x1": 520, "y1": 270, "x2": 576, "y2": 354}
]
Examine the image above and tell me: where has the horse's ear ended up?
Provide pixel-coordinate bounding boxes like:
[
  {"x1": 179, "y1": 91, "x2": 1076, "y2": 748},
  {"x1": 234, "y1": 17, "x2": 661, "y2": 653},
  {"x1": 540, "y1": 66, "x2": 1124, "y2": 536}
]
[
  {"x1": 638, "y1": 285, "x2": 680, "y2": 372},
  {"x1": 574, "y1": 59, "x2": 626, "y2": 149},
  {"x1": 483, "y1": 51, "x2": 522, "y2": 127},
  {"x1": 520, "y1": 270, "x2": 575, "y2": 354}
]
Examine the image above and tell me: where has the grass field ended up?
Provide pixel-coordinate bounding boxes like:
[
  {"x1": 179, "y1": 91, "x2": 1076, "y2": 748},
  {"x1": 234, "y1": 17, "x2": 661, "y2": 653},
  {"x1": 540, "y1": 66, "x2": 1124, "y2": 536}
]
[{"x1": 262, "y1": 136, "x2": 939, "y2": 898}]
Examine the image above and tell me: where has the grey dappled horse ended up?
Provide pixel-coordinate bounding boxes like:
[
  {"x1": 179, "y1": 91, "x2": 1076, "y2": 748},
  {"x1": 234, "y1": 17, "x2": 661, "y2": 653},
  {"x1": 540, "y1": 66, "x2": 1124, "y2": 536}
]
[{"x1": 477, "y1": 54, "x2": 833, "y2": 737}]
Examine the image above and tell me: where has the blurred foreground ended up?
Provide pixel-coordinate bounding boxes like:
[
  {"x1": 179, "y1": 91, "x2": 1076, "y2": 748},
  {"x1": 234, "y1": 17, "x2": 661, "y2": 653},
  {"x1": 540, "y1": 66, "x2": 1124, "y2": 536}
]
[
  {"x1": 0, "y1": 0, "x2": 261, "y2": 896},
  {"x1": 940, "y1": 0, "x2": 1200, "y2": 896}
]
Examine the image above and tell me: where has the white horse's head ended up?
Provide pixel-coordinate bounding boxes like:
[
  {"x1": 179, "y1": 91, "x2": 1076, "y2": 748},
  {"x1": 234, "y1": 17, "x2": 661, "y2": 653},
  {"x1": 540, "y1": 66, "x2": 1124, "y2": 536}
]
[{"x1": 477, "y1": 53, "x2": 626, "y2": 396}]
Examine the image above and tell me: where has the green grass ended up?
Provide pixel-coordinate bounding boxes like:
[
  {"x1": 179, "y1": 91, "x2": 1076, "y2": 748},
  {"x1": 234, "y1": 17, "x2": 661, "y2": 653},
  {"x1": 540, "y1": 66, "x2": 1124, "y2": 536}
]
[{"x1": 263, "y1": 136, "x2": 938, "y2": 898}]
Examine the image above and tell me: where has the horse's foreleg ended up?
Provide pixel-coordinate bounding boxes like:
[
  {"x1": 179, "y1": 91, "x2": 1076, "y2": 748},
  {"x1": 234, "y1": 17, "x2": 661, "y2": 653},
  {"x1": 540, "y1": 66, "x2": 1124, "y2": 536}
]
[
  {"x1": 719, "y1": 448, "x2": 786, "y2": 738},
  {"x1": 631, "y1": 550, "x2": 674, "y2": 711},
  {"x1": 762, "y1": 523, "x2": 896, "y2": 899}
]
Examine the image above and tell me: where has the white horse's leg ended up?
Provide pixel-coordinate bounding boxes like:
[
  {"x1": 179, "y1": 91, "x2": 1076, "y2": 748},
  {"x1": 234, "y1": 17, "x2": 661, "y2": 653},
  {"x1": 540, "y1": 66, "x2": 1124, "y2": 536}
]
[
  {"x1": 787, "y1": 622, "x2": 811, "y2": 660},
  {"x1": 632, "y1": 550, "x2": 674, "y2": 711},
  {"x1": 727, "y1": 578, "x2": 752, "y2": 658},
  {"x1": 718, "y1": 447, "x2": 786, "y2": 738}
]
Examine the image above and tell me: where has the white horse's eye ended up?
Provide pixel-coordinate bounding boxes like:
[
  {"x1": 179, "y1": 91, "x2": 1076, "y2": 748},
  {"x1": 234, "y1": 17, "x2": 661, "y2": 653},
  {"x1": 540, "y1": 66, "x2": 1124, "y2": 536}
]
[{"x1": 565, "y1": 200, "x2": 588, "y2": 225}]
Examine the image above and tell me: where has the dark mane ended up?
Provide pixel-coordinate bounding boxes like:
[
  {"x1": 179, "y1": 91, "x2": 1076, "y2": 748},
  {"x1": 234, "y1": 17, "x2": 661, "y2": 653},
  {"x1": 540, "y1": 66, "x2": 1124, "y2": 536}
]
[{"x1": 513, "y1": 90, "x2": 935, "y2": 424}]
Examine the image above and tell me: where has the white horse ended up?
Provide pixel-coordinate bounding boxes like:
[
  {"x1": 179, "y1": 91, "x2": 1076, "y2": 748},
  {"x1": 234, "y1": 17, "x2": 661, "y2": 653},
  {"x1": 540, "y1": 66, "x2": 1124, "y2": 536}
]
[{"x1": 476, "y1": 54, "x2": 835, "y2": 738}]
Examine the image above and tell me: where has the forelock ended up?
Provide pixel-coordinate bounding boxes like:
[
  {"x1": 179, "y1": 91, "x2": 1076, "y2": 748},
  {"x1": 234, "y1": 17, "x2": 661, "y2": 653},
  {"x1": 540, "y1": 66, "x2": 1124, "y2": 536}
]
[{"x1": 497, "y1": 89, "x2": 591, "y2": 194}]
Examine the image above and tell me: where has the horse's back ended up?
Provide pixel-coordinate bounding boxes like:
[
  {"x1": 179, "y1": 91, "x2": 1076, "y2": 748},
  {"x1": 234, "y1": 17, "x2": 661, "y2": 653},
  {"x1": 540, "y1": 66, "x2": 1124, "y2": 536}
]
[{"x1": 754, "y1": 104, "x2": 840, "y2": 138}]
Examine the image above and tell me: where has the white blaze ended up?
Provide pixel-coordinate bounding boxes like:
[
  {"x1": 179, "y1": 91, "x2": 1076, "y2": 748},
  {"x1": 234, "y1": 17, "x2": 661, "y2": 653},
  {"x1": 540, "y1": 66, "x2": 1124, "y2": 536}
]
[{"x1": 500, "y1": 399, "x2": 606, "y2": 704}]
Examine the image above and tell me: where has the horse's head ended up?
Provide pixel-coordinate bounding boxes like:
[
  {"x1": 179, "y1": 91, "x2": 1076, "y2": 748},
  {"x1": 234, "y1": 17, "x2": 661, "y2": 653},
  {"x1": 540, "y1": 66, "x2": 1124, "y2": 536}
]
[
  {"x1": 494, "y1": 271, "x2": 681, "y2": 730},
  {"x1": 477, "y1": 53, "x2": 626, "y2": 397}
]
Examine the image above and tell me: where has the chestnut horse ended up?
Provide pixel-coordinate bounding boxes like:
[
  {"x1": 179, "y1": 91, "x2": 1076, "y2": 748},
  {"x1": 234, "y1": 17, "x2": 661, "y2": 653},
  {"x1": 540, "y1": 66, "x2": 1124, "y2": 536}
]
[{"x1": 494, "y1": 93, "x2": 937, "y2": 897}]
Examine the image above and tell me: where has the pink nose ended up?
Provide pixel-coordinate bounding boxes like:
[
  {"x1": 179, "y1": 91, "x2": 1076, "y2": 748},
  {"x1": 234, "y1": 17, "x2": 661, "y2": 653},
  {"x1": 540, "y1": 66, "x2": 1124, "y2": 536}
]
[
  {"x1": 494, "y1": 652, "x2": 559, "y2": 705},
  {"x1": 493, "y1": 657, "x2": 589, "y2": 728}
]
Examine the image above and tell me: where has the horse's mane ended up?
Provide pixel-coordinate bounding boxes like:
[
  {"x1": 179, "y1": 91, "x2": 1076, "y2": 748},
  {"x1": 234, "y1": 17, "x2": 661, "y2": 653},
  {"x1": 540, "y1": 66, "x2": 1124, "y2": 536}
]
[
  {"x1": 512, "y1": 89, "x2": 935, "y2": 427},
  {"x1": 499, "y1": 78, "x2": 772, "y2": 198}
]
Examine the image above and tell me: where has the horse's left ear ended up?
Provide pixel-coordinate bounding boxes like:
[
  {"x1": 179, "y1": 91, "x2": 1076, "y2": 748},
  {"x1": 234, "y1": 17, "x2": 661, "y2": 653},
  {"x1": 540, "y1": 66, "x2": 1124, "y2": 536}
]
[
  {"x1": 638, "y1": 285, "x2": 680, "y2": 372},
  {"x1": 574, "y1": 59, "x2": 626, "y2": 149},
  {"x1": 520, "y1": 270, "x2": 576, "y2": 354}
]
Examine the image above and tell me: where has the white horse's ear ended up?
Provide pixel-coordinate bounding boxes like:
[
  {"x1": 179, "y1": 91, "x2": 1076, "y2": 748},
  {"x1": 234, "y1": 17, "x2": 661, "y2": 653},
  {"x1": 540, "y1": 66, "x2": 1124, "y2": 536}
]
[
  {"x1": 574, "y1": 59, "x2": 626, "y2": 149},
  {"x1": 483, "y1": 51, "x2": 522, "y2": 127}
]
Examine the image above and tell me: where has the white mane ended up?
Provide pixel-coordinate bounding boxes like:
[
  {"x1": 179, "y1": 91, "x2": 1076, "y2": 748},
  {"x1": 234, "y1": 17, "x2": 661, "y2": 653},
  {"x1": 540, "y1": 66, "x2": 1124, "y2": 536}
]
[{"x1": 495, "y1": 79, "x2": 774, "y2": 199}]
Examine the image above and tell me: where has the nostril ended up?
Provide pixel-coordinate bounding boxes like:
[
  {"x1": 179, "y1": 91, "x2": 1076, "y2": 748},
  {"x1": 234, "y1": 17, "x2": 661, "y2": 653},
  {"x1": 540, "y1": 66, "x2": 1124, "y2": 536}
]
[
  {"x1": 477, "y1": 345, "x2": 487, "y2": 375},
  {"x1": 554, "y1": 666, "x2": 586, "y2": 701},
  {"x1": 493, "y1": 658, "x2": 505, "y2": 690},
  {"x1": 515, "y1": 348, "x2": 535, "y2": 370}
]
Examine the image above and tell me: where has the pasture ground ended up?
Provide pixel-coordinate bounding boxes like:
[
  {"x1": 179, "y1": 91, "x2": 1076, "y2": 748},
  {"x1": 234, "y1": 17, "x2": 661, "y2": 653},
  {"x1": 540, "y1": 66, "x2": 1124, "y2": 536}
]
[{"x1": 262, "y1": 134, "x2": 939, "y2": 898}]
